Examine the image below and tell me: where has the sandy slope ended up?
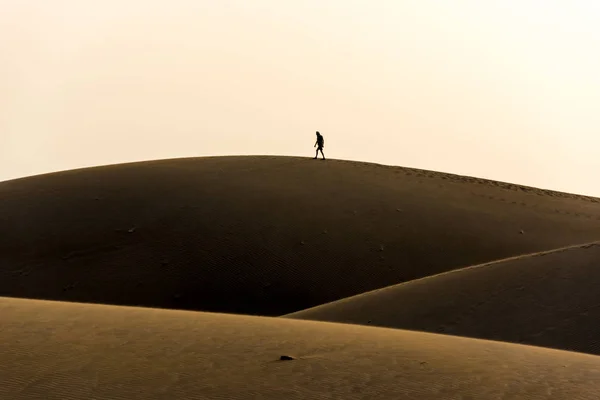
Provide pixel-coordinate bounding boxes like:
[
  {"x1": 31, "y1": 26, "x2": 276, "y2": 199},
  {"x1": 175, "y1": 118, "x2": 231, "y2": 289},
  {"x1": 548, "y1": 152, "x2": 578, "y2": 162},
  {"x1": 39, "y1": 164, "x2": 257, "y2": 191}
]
[
  {"x1": 1, "y1": 156, "x2": 600, "y2": 315},
  {"x1": 287, "y1": 242, "x2": 600, "y2": 355},
  {"x1": 2, "y1": 296, "x2": 600, "y2": 400}
]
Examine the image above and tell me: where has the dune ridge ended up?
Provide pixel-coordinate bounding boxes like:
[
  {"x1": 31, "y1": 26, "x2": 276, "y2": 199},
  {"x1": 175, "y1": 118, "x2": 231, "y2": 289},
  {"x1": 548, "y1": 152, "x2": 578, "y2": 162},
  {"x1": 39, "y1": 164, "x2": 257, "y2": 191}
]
[
  {"x1": 11, "y1": 156, "x2": 600, "y2": 204},
  {"x1": 333, "y1": 158, "x2": 600, "y2": 204},
  {"x1": 287, "y1": 242, "x2": 600, "y2": 355}
]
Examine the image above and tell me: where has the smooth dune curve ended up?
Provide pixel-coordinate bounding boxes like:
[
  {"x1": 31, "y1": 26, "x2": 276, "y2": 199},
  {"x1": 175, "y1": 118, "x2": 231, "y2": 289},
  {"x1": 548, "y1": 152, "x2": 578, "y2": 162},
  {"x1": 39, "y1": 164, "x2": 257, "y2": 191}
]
[
  {"x1": 287, "y1": 242, "x2": 600, "y2": 355},
  {"x1": 3, "y1": 296, "x2": 600, "y2": 399},
  {"x1": 2, "y1": 156, "x2": 600, "y2": 315}
]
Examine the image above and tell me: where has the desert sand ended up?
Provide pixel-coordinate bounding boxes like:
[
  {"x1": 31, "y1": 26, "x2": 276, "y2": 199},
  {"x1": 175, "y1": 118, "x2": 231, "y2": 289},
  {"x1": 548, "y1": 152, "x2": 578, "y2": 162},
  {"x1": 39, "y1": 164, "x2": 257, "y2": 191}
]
[
  {"x1": 2, "y1": 156, "x2": 600, "y2": 399},
  {"x1": 3, "y1": 296, "x2": 600, "y2": 400}
]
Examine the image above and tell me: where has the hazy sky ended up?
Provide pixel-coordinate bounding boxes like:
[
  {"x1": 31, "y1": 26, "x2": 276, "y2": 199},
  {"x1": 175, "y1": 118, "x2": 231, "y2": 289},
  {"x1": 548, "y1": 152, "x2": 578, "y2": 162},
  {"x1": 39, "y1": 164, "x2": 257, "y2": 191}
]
[{"x1": 3, "y1": 1, "x2": 600, "y2": 196}]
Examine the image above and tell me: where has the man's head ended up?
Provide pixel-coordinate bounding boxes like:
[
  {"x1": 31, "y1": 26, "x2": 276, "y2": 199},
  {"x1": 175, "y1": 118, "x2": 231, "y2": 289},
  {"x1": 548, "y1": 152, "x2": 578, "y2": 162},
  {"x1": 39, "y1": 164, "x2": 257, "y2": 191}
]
[{"x1": 316, "y1": 131, "x2": 320, "y2": 136}]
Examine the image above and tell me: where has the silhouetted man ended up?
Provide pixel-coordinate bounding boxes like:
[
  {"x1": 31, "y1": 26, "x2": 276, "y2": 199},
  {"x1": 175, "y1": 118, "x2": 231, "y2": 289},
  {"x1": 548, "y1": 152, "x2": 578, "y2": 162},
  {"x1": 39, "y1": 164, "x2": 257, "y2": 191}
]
[{"x1": 314, "y1": 131, "x2": 325, "y2": 160}]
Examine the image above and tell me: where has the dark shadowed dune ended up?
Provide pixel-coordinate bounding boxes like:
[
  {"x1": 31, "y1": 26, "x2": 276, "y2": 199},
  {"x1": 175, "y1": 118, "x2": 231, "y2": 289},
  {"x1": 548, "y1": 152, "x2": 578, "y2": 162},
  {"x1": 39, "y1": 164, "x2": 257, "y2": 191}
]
[
  {"x1": 3, "y1": 296, "x2": 600, "y2": 400},
  {"x1": 1, "y1": 156, "x2": 600, "y2": 315},
  {"x1": 287, "y1": 242, "x2": 600, "y2": 355}
]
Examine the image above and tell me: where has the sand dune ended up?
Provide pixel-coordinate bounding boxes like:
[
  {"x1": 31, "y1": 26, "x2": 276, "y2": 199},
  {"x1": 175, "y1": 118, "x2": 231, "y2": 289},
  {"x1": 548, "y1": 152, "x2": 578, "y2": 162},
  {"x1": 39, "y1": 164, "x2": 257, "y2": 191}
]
[
  {"x1": 3, "y1": 296, "x2": 600, "y2": 399},
  {"x1": 2, "y1": 156, "x2": 600, "y2": 316},
  {"x1": 3, "y1": 156, "x2": 600, "y2": 399},
  {"x1": 288, "y1": 242, "x2": 600, "y2": 355}
]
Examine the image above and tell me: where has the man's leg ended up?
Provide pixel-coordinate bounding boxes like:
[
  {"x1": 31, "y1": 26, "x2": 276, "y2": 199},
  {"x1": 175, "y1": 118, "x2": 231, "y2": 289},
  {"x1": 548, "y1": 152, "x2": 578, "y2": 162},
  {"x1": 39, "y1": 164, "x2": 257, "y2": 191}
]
[
  {"x1": 314, "y1": 149, "x2": 318, "y2": 159},
  {"x1": 320, "y1": 149, "x2": 325, "y2": 160}
]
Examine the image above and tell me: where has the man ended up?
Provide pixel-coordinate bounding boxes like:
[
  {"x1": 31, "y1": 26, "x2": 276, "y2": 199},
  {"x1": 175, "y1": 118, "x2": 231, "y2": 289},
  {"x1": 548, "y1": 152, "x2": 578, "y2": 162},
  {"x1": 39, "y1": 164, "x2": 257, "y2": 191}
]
[{"x1": 314, "y1": 131, "x2": 325, "y2": 160}]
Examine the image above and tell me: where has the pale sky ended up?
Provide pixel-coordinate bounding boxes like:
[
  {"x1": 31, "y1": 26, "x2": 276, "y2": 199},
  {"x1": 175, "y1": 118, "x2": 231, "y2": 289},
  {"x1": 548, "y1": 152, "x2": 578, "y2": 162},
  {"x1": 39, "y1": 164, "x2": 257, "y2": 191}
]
[{"x1": 2, "y1": 1, "x2": 600, "y2": 196}]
